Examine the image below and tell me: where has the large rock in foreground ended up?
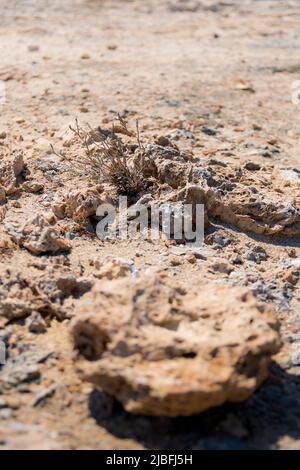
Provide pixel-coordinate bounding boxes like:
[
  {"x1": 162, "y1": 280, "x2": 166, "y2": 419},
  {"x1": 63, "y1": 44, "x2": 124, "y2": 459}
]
[{"x1": 71, "y1": 275, "x2": 281, "y2": 417}]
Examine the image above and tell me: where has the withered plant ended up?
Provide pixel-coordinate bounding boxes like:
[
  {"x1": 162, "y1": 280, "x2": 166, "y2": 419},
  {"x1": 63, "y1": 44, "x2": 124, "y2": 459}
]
[{"x1": 67, "y1": 116, "x2": 155, "y2": 197}]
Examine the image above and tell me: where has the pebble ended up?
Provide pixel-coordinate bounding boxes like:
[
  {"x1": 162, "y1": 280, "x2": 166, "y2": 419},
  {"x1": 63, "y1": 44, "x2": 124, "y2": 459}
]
[
  {"x1": 32, "y1": 385, "x2": 56, "y2": 407},
  {"x1": 107, "y1": 44, "x2": 117, "y2": 50},
  {"x1": 28, "y1": 45, "x2": 39, "y2": 52},
  {"x1": 202, "y1": 126, "x2": 217, "y2": 136},
  {"x1": 213, "y1": 234, "x2": 231, "y2": 247},
  {"x1": 14, "y1": 117, "x2": 25, "y2": 124},
  {"x1": 169, "y1": 255, "x2": 182, "y2": 266},
  {"x1": 185, "y1": 251, "x2": 197, "y2": 264},
  {"x1": 211, "y1": 260, "x2": 233, "y2": 274},
  {"x1": 26, "y1": 312, "x2": 47, "y2": 334},
  {"x1": 244, "y1": 162, "x2": 261, "y2": 171},
  {"x1": 22, "y1": 181, "x2": 44, "y2": 193},
  {"x1": 232, "y1": 255, "x2": 243, "y2": 265},
  {"x1": 246, "y1": 246, "x2": 268, "y2": 264}
]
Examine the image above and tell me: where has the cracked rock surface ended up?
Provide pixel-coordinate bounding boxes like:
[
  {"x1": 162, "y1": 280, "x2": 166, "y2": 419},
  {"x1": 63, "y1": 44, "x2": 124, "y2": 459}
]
[{"x1": 72, "y1": 275, "x2": 281, "y2": 416}]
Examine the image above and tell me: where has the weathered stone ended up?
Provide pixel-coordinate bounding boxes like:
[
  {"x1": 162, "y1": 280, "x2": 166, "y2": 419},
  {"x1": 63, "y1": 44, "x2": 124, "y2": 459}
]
[
  {"x1": 198, "y1": 164, "x2": 300, "y2": 237},
  {"x1": 52, "y1": 186, "x2": 105, "y2": 222},
  {"x1": 94, "y1": 258, "x2": 136, "y2": 280},
  {"x1": 0, "y1": 264, "x2": 92, "y2": 321},
  {"x1": 0, "y1": 149, "x2": 24, "y2": 195},
  {"x1": 71, "y1": 275, "x2": 281, "y2": 417},
  {"x1": 22, "y1": 180, "x2": 44, "y2": 193},
  {"x1": 6, "y1": 213, "x2": 71, "y2": 254}
]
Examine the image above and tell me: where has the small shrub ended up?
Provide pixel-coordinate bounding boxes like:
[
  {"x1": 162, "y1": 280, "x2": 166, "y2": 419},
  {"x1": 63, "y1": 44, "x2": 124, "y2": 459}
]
[{"x1": 68, "y1": 116, "x2": 155, "y2": 197}]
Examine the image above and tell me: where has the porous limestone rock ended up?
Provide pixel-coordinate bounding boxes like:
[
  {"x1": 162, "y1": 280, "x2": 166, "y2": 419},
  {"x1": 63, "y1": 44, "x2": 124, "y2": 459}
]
[
  {"x1": 195, "y1": 162, "x2": 300, "y2": 236},
  {"x1": 93, "y1": 257, "x2": 136, "y2": 280},
  {"x1": 52, "y1": 185, "x2": 105, "y2": 222},
  {"x1": 0, "y1": 149, "x2": 24, "y2": 196},
  {"x1": 142, "y1": 143, "x2": 191, "y2": 189},
  {"x1": 0, "y1": 275, "x2": 56, "y2": 321},
  {"x1": 0, "y1": 264, "x2": 92, "y2": 321},
  {"x1": 71, "y1": 274, "x2": 281, "y2": 417},
  {"x1": 6, "y1": 213, "x2": 71, "y2": 254}
]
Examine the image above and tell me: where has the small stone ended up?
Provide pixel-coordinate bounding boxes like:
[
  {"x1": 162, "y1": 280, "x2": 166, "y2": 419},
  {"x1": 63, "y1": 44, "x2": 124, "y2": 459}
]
[
  {"x1": 94, "y1": 258, "x2": 135, "y2": 280},
  {"x1": 202, "y1": 126, "x2": 216, "y2": 136},
  {"x1": 213, "y1": 234, "x2": 231, "y2": 247},
  {"x1": 232, "y1": 255, "x2": 243, "y2": 265},
  {"x1": 156, "y1": 136, "x2": 171, "y2": 147},
  {"x1": 11, "y1": 200, "x2": 21, "y2": 208},
  {"x1": 185, "y1": 251, "x2": 196, "y2": 264},
  {"x1": 26, "y1": 312, "x2": 47, "y2": 334},
  {"x1": 0, "y1": 149, "x2": 24, "y2": 195},
  {"x1": 0, "y1": 131, "x2": 7, "y2": 139},
  {"x1": 28, "y1": 45, "x2": 39, "y2": 52},
  {"x1": 22, "y1": 181, "x2": 44, "y2": 193},
  {"x1": 32, "y1": 385, "x2": 56, "y2": 407},
  {"x1": 56, "y1": 274, "x2": 77, "y2": 293},
  {"x1": 6, "y1": 213, "x2": 71, "y2": 255},
  {"x1": 246, "y1": 246, "x2": 268, "y2": 264},
  {"x1": 14, "y1": 117, "x2": 25, "y2": 124},
  {"x1": 211, "y1": 259, "x2": 233, "y2": 274},
  {"x1": 169, "y1": 255, "x2": 182, "y2": 266},
  {"x1": 52, "y1": 186, "x2": 105, "y2": 222},
  {"x1": 244, "y1": 162, "x2": 261, "y2": 171}
]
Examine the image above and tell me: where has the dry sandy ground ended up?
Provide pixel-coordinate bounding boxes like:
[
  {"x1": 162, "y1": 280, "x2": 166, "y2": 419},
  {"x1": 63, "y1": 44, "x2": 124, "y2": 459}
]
[{"x1": 1, "y1": 0, "x2": 300, "y2": 450}]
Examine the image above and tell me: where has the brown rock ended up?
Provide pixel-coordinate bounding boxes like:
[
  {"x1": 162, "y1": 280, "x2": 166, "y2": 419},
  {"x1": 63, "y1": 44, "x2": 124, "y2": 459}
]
[
  {"x1": 52, "y1": 186, "x2": 104, "y2": 222},
  {"x1": 94, "y1": 258, "x2": 135, "y2": 280},
  {"x1": 6, "y1": 213, "x2": 71, "y2": 254},
  {"x1": 22, "y1": 180, "x2": 44, "y2": 193},
  {"x1": 0, "y1": 149, "x2": 24, "y2": 195},
  {"x1": 71, "y1": 275, "x2": 280, "y2": 417},
  {"x1": 194, "y1": 163, "x2": 300, "y2": 237},
  {"x1": 0, "y1": 263, "x2": 92, "y2": 321}
]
